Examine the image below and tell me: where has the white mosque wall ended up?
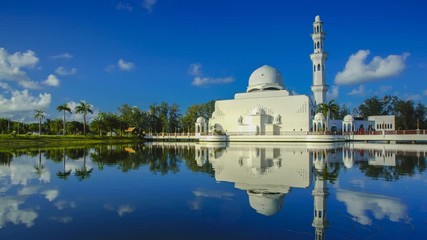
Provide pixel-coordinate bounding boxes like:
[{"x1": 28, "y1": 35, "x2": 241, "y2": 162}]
[{"x1": 209, "y1": 93, "x2": 311, "y2": 135}]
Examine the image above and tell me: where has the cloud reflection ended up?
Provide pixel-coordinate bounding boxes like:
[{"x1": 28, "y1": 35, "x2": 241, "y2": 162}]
[{"x1": 336, "y1": 190, "x2": 408, "y2": 225}]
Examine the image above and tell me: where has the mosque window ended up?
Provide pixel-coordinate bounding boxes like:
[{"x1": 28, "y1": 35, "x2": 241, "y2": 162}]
[
  {"x1": 314, "y1": 65, "x2": 316, "y2": 72},
  {"x1": 317, "y1": 64, "x2": 321, "y2": 71},
  {"x1": 317, "y1": 41, "x2": 320, "y2": 49},
  {"x1": 317, "y1": 26, "x2": 319, "y2": 33}
]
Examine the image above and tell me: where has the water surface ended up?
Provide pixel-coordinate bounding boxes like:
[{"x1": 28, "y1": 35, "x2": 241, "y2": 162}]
[{"x1": 0, "y1": 142, "x2": 426, "y2": 239}]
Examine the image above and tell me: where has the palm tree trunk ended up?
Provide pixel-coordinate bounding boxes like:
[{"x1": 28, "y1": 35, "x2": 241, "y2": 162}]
[
  {"x1": 39, "y1": 119, "x2": 41, "y2": 135},
  {"x1": 83, "y1": 114, "x2": 86, "y2": 135},
  {"x1": 63, "y1": 111, "x2": 66, "y2": 135}
]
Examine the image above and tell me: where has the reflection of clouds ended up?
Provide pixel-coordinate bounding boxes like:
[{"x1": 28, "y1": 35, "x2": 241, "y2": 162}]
[
  {"x1": 51, "y1": 216, "x2": 73, "y2": 224},
  {"x1": 189, "y1": 188, "x2": 234, "y2": 210},
  {"x1": 0, "y1": 196, "x2": 38, "y2": 229},
  {"x1": 42, "y1": 190, "x2": 59, "y2": 202},
  {"x1": 104, "y1": 204, "x2": 135, "y2": 217},
  {"x1": 1, "y1": 164, "x2": 35, "y2": 185},
  {"x1": 65, "y1": 162, "x2": 93, "y2": 172},
  {"x1": 18, "y1": 186, "x2": 39, "y2": 196},
  {"x1": 336, "y1": 190, "x2": 408, "y2": 225},
  {"x1": 54, "y1": 200, "x2": 76, "y2": 210}
]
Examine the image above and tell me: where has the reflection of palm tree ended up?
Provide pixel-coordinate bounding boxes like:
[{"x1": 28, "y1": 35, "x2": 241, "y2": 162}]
[
  {"x1": 34, "y1": 149, "x2": 46, "y2": 176},
  {"x1": 75, "y1": 149, "x2": 93, "y2": 180},
  {"x1": 57, "y1": 148, "x2": 71, "y2": 180}
]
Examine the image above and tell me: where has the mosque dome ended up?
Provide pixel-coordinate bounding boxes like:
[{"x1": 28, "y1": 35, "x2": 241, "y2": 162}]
[
  {"x1": 314, "y1": 112, "x2": 325, "y2": 121},
  {"x1": 247, "y1": 65, "x2": 285, "y2": 92},
  {"x1": 196, "y1": 117, "x2": 206, "y2": 123},
  {"x1": 343, "y1": 115, "x2": 354, "y2": 122},
  {"x1": 315, "y1": 15, "x2": 322, "y2": 22},
  {"x1": 248, "y1": 191, "x2": 284, "y2": 216}
]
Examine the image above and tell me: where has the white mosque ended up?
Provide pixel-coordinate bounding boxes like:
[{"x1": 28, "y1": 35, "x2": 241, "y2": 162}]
[{"x1": 195, "y1": 15, "x2": 396, "y2": 142}]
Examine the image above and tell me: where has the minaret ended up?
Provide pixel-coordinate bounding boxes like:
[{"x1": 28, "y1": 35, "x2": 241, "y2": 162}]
[
  {"x1": 312, "y1": 151, "x2": 329, "y2": 240},
  {"x1": 310, "y1": 15, "x2": 329, "y2": 106}
]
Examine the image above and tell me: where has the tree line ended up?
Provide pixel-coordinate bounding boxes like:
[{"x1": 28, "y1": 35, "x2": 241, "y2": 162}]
[
  {"x1": 0, "y1": 100, "x2": 215, "y2": 136},
  {"x1": 0, "y1": 95, "x2": 425, "y2": 135}
]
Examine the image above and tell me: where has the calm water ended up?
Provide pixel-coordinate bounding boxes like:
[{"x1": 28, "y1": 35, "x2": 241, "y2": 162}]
[{"x1": 1, "y1": 142, "x2": 427, "y2": 239}]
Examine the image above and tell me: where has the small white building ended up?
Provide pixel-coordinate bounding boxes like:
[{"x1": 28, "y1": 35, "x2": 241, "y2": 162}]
[{"x1": 368, "y1": 115, "x2": 395, "y2": 131}]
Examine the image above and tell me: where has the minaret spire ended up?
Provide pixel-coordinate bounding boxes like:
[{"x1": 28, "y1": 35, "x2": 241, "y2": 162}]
[{"x1": 310, "y1": 15, "x2": 329, "y2": 106}]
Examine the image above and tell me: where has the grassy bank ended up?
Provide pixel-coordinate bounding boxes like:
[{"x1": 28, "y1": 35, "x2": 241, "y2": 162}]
[{"x1": 0, "y1": 134, "x2": 141, "y2": 151}]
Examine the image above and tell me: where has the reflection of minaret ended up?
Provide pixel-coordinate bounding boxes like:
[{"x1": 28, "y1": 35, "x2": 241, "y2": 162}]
[{"x1": 312, "y1": 151, "x2": 329, "y2": 240}]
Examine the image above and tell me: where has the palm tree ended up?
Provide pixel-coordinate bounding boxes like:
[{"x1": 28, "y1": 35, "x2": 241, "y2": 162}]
[
  {"x1": 57, "y1": 103, "x2": 72, "y2": 135},
  {"x1": 34, "y1": 109, "x2": 46, "y2": 135},
  {"x1": 316, "y1": 100, "x2": 339, "y2": 131},
  {"x1": 75, "y1": 101, "x2": 93, "y2": 135}
]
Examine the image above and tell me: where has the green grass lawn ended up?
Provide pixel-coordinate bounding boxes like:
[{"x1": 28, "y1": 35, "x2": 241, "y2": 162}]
[{"x1": 0, "y1": 134, "x2": 141, "y2": 151}]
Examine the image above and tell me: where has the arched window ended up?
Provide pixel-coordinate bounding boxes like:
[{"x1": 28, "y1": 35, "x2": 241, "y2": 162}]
[
  {"x1": 320, "y1": 41, "x2": 323, "y2": 49},
  {"x1": 317, "y1": 26, "x2": 319, "y2": 33},
  {"x1": 313, "y1": 65, "x2": 316, "y2": 72},
  {"x1": 317, "y1": 64, "x2": 321, "y2": 71},
  {"x1": 314, "y1": 43, "x2": 316, "y2": 49},
  {"x1": 317, "y1": 41, "x2": 320, "y2": 49}
]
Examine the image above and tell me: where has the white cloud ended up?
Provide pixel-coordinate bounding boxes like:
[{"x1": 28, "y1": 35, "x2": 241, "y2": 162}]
[
  {"x1": 0, "y1": 196, "x2": 38, "y2": 229},
  {"x1": 327, "y1": 85, "x2": 339, "y2": 101},
  {"x1": 42, "y1": 74, "x2": 60, "y2": 87},
  {"x1": 54, "y1": 200, "x2": 76, "y2": 210},
  {"x1": 336, "y1": 189, "x2": 408, "y2": 225},
  {"x1": 335, "y1": 50, "x2": 409, "y2": 85},
  {"x1": 55, "y1": 66, "x2": 77, "y2": 76},
  {"x1": 189, "y1": 63, "x2": 234, "y2": 86},
  {"x1": 0, "y1": 90, "x2": 51, "y2": 113},
  {"x1": 42, "y1": 190, "x2": 59, "y2": 202},
  {"x1": 66, "y1": 101, "x2": 98, "y2": 122},
  {"x1": 348, "y1": 85, "x2": 365, "y2": 96},
  {"x1": 106, "y1": 59, "x2": 135, "y2": 72},
  {"x1": 118, "y1": 59, "x2": 135, "y2": 71},
  {"x1": 0, "y1": 48, "x2": 41, "y2": 89},
  {"x1": 117, "y1": 2, "x2": 133, "y2": 11},
  {"x1": 143, "y1": 0, "x2": 157, "y2": 12},
  {"x1": 192, "y1": 77, "x2": 234, "y2": 86},
  {"x1": 104, "y1": 203, "x2": 135, "y2": 217},
  {"x1": 189, "y1": 63, "x2": 202, "y2": 76},
  {"x1": 7, "y1": 50, "x2": 39, "y2": 68},
  {"x1": 51, "y1": 53, "x2": 73, "y2": 60}
]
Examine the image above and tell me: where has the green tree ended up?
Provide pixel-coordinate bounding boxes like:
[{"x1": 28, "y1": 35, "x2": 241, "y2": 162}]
[
  {"x1": 34, "y1": 109, "x2": 46, "y2": 135},
  {"x1": 358, "y1": 96, "x2": 384, "y2": 119},
  {"x1": 75, "y1": 101, "x2": 93, "y2": 135},
  {"x1": 57, "y1": 103, "x2": 72, "y2": 135}
]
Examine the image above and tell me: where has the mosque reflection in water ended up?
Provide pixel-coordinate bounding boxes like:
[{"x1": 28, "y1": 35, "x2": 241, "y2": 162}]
[
  {"x1": 191, "y1": 142, "x2": 425, "y2": 240},
  {"x1": 0, "y1": 142, "x2": 426, "y2": 239},
  {"x1": 194, "y1": 143, "x2": 331, "y2": 239}
]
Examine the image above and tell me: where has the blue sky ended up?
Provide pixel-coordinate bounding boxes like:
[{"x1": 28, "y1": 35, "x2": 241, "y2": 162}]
[{"x1": 0, "y1": 0, "x2": 426, "y2": 122}]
